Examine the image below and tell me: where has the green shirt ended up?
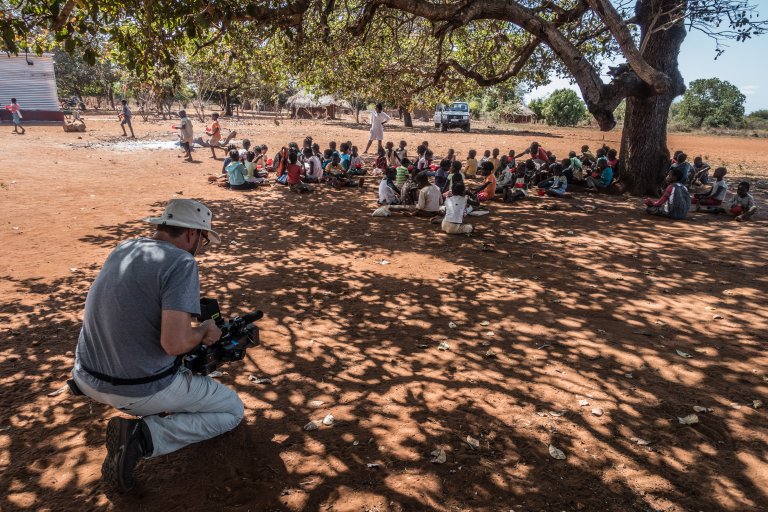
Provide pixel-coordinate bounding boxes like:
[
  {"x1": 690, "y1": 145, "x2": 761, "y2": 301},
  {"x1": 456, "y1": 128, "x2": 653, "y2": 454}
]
[{"x1": 395, "y1": 166, "x2": 409, "y2": 186}]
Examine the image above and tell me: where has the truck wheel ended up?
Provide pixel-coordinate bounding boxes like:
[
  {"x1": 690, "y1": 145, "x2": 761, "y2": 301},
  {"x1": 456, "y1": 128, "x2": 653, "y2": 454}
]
[
  {"x1": 434, "y1": 123, "x2": 440, "y2": 128},
  {"x1": 440, "y1": 123, "x2": 448, "y2": 132},
  {"x1": 462, "y1": 124, "x2": 470, "y2": 132}
]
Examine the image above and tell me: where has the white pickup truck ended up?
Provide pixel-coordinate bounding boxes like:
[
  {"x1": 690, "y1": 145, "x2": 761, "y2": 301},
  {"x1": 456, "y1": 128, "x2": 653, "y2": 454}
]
[{"x1": 434, "y1": 101, "x2": 471, "y2": 132}]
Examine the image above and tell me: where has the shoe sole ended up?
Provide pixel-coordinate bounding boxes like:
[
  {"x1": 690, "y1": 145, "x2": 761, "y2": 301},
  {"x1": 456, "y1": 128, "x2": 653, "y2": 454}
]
[{"x1": 102, "y1": 418, "x2": 134, "y2": 492}]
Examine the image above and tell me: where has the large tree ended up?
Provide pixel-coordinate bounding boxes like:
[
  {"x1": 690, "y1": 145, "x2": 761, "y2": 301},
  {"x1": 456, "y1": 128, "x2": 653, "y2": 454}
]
[{"x1": 2, "y1": 0, "x2": 766, "y2": 194}]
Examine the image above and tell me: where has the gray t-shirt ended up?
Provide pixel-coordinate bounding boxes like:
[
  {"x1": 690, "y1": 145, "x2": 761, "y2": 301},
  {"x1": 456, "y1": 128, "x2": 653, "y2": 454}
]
[{"x1": 74, "y1": 238, "x2": 201, "y2": 397}]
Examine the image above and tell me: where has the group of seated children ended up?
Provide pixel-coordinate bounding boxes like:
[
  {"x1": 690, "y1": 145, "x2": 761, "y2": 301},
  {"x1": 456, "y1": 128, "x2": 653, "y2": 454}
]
[
  {"x1": 643, "y1": 152, "x2": 758, "y2": 221},
  {"x1": 209, "y1": 135, "x2": 758, "y2": 223},
  {"x1": 208, "y1": 139, "x2": 272, "y2": 189},
  {"x1": 372, "y1": 140, "x2": 626, "y2": 233}
]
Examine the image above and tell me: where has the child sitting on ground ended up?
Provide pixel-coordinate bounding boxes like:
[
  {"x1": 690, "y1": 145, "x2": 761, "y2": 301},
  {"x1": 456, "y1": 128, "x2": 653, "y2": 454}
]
[
  {"x1": 287, "y1": 150, "x2": 312, "y2": 193},
  {"x1": 479, "y1": 149, "x2": 491, "y2": 168},
  {"x1": 329, "y1": 141, "x2": 340, "y2": 159},
  {"x1": 225, "y1": 149, "x2": 256, "y2": 190},
  {"x1": 580, "y1": 145, "x2": 595, "y2": 167},
  {"x1": 435, "y1": 159, "x2": 451, "y2": 192},
  {"x1": 489, "y1": 148, "x2": 501, "y2": 174},
  {"x1": 692, "y1": 166, "x2": 727, "y2": 212},
  {"x1": 374, "y1": 147, "x2": 388, "y2": 175},
  {"x1": 607, "y1": 149, "x2": 619, "y2": 173},
  {"x1": 412, "y1": 172, "x2": 442, "y2": 216},
  {"x1": 470, "y1": 161, "x2": 497, "y2": 205},
  {"x1": 302, "y1": 147, "x2": 323, "y2": 183},
  {"x1": 378, "y1": 167, "x2": 401, "y2": 205},
  {"x1": 446, "y1": 148, "x2": 456, "y2": 163},
  {"x1": 399, "y1": 166, "x2": 419, "y2": 205},
  {"x1": 418, "y1": 149, "x2": 434, "y2": 172},
  {"x1": 504, "y1": 164, "x2": 529, "y2": 202},
  {"x1": 339, "y1": 142, "x2": 352, "y2": 171},
  {"x1": 243, "y1": 152, "x2": 266, "y2": 184},
  {"x1": 586, "y1": 159, "x2": 613, "y2": 192},
  {"x1": 643, "y1": 167, "x2": 690, "y2": 219},
  {"x1": 567, "y1": 151, "x2": 584, "y2": 182},
  {"x1": 671, "y1": 152, "x2": 694, "y2": 185},
  {"x1": 442, "y1": 181, "x2": 473, "y2": 235},
  {"x1": 326, "y1": 154, "x2": 362, "y2": 188},
  {"x1": 395, "y1": 158, "x2": 410, "y2": 188},
  {"x1": 446, "y1": 160, "x2": 465, "y2": 193},
  {"x1": 720, "y1": 181, "x2": 758, "y2": 221},
  {"x1": 391, "y1": 172, "x2": 441, "y2": 216},
  {"x1": 538, "y1": 164, "x2": 568, "y2": 197},
  {"x1": 349, "y1": 146, "x2": 363, "y2": 171},
  {"x1": 507, "y1": 150, "x2": 517, "y2": 170},
  {"x1": 386, "y1": 141, "x2": 399, "y2": 167},
  {"x1": 465, "y1": 149, "x2": 478, "y2": 178},
  {"x1": 395, "y1": 140, "x2": 408, "y2": 164},
  {"x1": 496, "y1": 160, "x2": 516, "y2": 193},
  {"x1": 691, "y1": 156, "x2": 711, "y2": 186}
]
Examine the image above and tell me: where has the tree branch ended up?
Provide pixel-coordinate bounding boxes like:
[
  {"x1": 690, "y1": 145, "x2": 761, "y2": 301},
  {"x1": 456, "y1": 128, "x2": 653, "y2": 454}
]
[{"x1": 585, "y1": 0, "x2": 675, "y2": 94}]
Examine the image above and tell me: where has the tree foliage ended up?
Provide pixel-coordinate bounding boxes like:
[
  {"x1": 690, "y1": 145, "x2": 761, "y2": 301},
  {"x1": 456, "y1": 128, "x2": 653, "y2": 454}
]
[
  {"x1": 53, "y1": 47, "x2": 119, "y2": 106},
  {"x1": 542, "y1": 89, "x2": 588, "y2": 126},
  {"x1": 677, "y1": 78, "x2": 746, "y2": 128},
  {"x1": 527, "y1": 97, "x2": 546, "y2": 120}
]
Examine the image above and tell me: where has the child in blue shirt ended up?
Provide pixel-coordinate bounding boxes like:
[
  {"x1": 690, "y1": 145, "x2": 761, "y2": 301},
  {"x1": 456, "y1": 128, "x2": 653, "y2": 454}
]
[
  {"x1": 225, "y1": 150, "x2": 256, "y2": 190},
  {"x1": 586, "y1": 159, "x2": 613, "y2": 192},
  {"x1": 339, "y1": 142, "x2": 352, "y2": 171}
]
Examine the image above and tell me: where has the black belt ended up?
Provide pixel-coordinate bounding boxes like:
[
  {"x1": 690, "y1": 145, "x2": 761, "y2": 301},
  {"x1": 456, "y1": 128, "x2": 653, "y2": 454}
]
[{"x1": 81, "y1": 360, "x2": 180, "y2": 386}]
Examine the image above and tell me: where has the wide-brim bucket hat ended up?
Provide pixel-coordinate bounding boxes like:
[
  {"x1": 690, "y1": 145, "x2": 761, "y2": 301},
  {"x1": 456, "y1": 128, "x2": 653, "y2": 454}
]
[{"x1": 143, "y1": 199, "x2": 221, "y2": 244}]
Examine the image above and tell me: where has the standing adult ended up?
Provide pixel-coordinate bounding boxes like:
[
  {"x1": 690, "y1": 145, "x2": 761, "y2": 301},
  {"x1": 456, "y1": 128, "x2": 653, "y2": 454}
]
[
  {"x1": 364, "y1": 103, "x2": 390, "y2": 154},
  {"x1": 71, "y1": 199, "x2": 244, "y2": 493},
  {"x1": 119, "y1": 99, "x2": 135, "y2": 138},
  {"x1": 5, "y1": 98, "x2": 25, "y2": 135},
  {"x1": 173, "y1": 110, "x2": 194, "y2": 161}
]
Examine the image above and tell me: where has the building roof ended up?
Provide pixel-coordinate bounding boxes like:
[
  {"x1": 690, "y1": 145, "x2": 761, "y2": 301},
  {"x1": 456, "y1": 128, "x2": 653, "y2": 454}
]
[
  {"x1": 287, "y1": 91, "x2": 352, "y2": 109},
  {"x1": 0, "y1": 53, "x2": 60, "y2": 111}
]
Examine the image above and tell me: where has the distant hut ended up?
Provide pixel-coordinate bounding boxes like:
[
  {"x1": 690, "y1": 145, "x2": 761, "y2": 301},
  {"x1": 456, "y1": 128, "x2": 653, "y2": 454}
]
[
  {"x1": 514, "y1": 104, "x2": 536, "y2": 124},
  {"x1": 0, "y1": 53, "x2": 63, "y2": 123},
  {"x1": 287, "y1": 92, "x2": 352, "y2": 119}
]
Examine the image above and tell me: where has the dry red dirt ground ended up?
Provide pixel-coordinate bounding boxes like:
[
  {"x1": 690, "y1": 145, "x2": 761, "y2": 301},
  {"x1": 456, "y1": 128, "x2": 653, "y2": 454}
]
[{"x1": 1, "y1": 113, "x2": 767, "y2": 512}]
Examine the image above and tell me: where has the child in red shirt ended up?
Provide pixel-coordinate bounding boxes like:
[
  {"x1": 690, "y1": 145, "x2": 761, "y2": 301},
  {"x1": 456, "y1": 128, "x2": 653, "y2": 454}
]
[{"x1": 286, "y1": 150, "x2": 312, "y2": 193}]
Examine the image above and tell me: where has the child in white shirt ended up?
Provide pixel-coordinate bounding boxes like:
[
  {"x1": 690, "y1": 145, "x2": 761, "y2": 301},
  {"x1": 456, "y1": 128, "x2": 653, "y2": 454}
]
[{"x1": 442, "y1": 181, "x2": 473, "y2": 234}]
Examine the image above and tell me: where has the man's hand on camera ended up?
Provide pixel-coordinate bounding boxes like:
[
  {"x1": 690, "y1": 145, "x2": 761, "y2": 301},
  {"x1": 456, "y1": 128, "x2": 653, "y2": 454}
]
[{"x1": 200, "y1": 319, "x2": 222, "y2": 346}]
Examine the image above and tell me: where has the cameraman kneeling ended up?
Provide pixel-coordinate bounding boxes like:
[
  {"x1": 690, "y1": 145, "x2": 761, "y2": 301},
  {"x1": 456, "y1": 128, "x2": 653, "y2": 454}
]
[{"x1": 71, "y1": 199, "x2": 244, "y2": 492}]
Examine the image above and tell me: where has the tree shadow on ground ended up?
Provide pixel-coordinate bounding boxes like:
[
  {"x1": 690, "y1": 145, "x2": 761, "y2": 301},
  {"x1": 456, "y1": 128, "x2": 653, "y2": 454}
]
[{"x1": 1, "y1": 185, "x2": 766, "y2": 511}]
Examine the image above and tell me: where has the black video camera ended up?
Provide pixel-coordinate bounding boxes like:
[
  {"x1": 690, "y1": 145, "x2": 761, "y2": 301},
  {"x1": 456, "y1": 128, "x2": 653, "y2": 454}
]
[{"x1": 181, "y1": 298, "x2": 263, "y2": 375}]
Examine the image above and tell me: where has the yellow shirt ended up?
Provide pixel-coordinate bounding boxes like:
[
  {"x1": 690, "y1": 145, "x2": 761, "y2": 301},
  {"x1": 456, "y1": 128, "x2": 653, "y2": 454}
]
[
  {"x1": 465, "y1": 158, "x2": 478, "y2": 177},
  {"x1": 489, "y1": 157, "x2": 500, "y2": 172}
]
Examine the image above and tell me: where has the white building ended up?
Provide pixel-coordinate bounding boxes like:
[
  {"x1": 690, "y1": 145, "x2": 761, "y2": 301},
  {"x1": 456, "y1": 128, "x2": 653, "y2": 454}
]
[{"x1": 0, "y1": 53, "x2": 62, "y2": 122}]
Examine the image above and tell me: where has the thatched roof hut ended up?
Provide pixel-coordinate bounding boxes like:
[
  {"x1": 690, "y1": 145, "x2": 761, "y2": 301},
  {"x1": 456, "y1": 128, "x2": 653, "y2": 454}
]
[{"x1": 287, "y1": 92, "x2": 352, "y2": 119}]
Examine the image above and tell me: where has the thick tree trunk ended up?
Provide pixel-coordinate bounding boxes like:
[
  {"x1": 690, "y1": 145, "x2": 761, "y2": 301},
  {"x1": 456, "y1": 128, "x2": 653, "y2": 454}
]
[
  {"x1": 403, "y1": 110, "x2": 413, "y2": 128},
  {"x1": 107, "y1": 86, "x2": 115, "y2": 110},
  {"x1": 619, "y1": 95, "x2": 675, "y2": 195},
  {"x1": 618, "y1": 0, "x2": 686, "y2": 196}
]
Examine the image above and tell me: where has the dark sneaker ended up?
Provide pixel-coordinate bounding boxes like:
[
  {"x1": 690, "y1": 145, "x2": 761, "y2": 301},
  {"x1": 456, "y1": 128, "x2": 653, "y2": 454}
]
[{"x1": 102, "y1": 417, "x2": 151, "y2": 492}]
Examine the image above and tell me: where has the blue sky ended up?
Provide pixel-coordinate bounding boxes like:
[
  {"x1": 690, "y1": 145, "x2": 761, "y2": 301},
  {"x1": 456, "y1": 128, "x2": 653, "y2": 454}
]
[{"x1": 526, "y1": 26, "x2": 768, "y2": 113}]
